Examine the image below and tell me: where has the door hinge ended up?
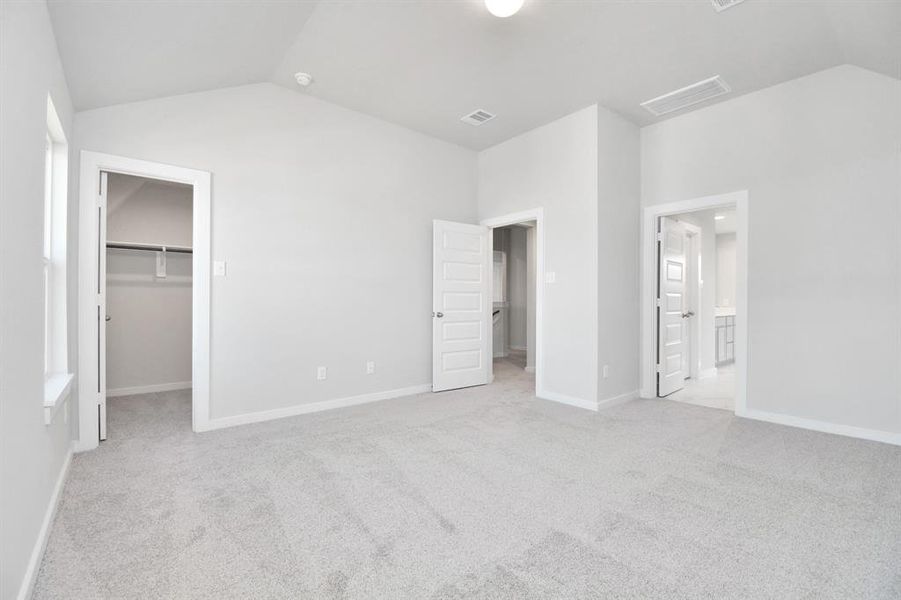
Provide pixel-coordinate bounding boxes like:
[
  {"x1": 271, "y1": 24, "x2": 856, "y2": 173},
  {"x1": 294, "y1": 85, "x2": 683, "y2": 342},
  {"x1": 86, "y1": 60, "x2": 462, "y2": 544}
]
[
  {"x1": 655, "y1": 298, "x2": 662, "y2": 307},
  {"x1": 656, "y1": 364, "x2": 663, "y2": 373},
  {"x1": 656, "y1": 232, "x2": 664, "y2": 242}
]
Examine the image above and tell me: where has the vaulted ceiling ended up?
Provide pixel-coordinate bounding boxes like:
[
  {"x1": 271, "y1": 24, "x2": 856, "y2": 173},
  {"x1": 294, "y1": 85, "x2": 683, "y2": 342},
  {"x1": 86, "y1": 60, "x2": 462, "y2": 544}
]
[{"x1": 48, "y1": 0, "x2": 900, "y2": 149}]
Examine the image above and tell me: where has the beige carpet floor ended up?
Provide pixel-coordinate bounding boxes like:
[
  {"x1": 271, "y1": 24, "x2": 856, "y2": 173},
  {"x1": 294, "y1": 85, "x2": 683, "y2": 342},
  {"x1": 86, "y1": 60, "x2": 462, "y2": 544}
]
[{"x1": 33, "y1": 361, "x2": 901, "y2": 599}]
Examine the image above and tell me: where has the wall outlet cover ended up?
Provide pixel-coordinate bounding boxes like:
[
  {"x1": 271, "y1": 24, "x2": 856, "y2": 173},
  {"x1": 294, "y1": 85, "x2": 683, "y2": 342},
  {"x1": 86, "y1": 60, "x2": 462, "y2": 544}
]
[
  {"x1": 213, "y1": 261, "x2": 227, "y2": 277},
  {"x1": 316, "y1": 366, "x2": 327, "y2": 380}
]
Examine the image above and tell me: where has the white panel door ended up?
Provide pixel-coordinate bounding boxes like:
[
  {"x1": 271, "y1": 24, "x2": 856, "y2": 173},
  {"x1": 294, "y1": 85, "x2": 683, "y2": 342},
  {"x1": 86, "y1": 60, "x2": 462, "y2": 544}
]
[
  {"x1": 432, "y1": 220, "x2": 490, "y2": 392},
  {"x1": 657, "y1": 217, "x2": 687, "y2": 397},
  {"x1": 98, "y1": 171, "x2": 108, "y2": 440}
]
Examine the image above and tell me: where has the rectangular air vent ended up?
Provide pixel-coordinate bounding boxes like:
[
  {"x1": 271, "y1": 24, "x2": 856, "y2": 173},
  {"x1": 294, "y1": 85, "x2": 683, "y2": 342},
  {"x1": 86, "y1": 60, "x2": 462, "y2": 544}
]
[
  {"x1": 461, "y1": 109, "x2": 496, "y2": 126},
  {"x1": 640, "y1": 76, "x2": 731, "y2": 117},
  {"x1": 711, "y1": 0, "x2": 747, "y2": 12}
]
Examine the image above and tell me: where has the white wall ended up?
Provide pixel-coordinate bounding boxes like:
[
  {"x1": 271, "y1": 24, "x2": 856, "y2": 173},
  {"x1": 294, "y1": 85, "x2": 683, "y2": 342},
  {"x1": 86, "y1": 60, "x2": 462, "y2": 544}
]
[
  {"x1": 507, "y1": 226, "x2": 528, "y2": 350},
  {"x1": 642, "y1": 65, "x2": 901, "y2": 434},
  {"x1": 107, "y1": 175, "x2": 193, "y2": 246},
  {"x1": 479, "y1": 106, "x2": 599, "y2": 405},
  {"x1": 597, "y1": 107, "x2": 641, "y2": 401},
  {"x1": 716, "y1": 233, "x2": 737, "y2": 308},
  {"x1": 525, "y1": 225, "x2": 536, "y2": 370},
  {"x1": 105, "y1": 175, "x2": 193, "y2": 393},
  {"x1": 0, "y1": 2, "x2": 75, "y2": 598},
  {"x1": 75, "y1": 83, "x2": 478, "y2": 421}
]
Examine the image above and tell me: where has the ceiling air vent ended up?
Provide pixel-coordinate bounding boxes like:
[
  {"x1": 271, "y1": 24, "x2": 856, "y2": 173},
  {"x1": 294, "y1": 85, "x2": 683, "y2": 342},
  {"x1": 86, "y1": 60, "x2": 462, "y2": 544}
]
[
  {"x1": 461, "y1": 109, "x2": 496, "y2": 126},
  {"x1": 711, "y1": 0, "x2": 747, "y2": 12},
  {"x1": 640, "y1": 76, "x2": 731, "y2": 117}
]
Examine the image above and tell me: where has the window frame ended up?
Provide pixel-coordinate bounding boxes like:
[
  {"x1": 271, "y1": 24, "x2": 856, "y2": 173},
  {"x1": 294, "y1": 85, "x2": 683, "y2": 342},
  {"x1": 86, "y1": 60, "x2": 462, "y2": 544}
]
[{"x1": 43, "y1": 95, "x2": 73, "y2": 425}]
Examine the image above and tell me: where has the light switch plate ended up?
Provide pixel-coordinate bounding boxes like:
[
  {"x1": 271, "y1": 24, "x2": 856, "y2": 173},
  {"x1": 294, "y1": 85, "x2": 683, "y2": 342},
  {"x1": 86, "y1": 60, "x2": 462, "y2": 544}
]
[
  {"x1": 366, "y1": 361, "x2": 375, "y2": 374},
  {"x1": 316, "y1": 366, "x2": 327, "y2": 380},
  {"x1": 545, "y1": 271, "x2": 556, "y2": 283},
  {"x1": 213, "y1": 261, "x2": 227, "y2": 277}
]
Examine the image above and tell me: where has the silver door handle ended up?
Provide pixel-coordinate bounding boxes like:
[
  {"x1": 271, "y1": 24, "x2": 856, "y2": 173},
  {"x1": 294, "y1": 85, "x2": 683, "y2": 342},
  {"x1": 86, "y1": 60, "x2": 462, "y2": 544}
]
[
  {"x1": 433, "y1": 312, "x2": 444, "y2": 318},
  {"x1": 682, "y1": 311, "x2": 695, "y2": 318},
  {"x1": 105, "y1": 315, "x2": 112, "y2": 322}
]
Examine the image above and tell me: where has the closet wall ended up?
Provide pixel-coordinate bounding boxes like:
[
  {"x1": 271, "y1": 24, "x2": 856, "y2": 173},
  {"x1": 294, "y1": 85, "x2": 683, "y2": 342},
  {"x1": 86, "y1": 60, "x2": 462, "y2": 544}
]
[
  {"x1": 106, "y1": 174, "x2": 192, "y2": 395},
  {"x1": 506, "y1": 226, "x2": 529, "y2": 352}
]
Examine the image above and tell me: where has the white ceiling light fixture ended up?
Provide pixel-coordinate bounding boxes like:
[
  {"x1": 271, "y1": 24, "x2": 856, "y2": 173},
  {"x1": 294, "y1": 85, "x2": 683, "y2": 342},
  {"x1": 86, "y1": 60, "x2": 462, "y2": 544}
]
[
  {"x1": 294, "y1": 72, "x2": 313, "y2": 86},
  {"x1": 485, "y1": 0, "x2": 524, "y2": 18},
  {"x1": 715, "y1": 215, "x2": 726, "y2": 220}
]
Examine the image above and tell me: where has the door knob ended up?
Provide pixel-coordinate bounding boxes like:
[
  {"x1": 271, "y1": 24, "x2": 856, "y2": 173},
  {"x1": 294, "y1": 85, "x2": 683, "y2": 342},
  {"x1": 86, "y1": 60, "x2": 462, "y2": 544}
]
[
  {"x1": 434, "y1": 312, "x2": 444, "y2": 318},
  {"x1": 105, "y1": 315, "x2": 112, "y2": 322},
  {"x1": 682, "y1": 311, "x2": 695, "y2": 318}
]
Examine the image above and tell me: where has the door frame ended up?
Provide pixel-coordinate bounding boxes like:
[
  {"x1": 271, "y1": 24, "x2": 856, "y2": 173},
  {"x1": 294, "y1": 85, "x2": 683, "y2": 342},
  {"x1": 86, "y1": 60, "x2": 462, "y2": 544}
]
[
  {"x1": 639, "y1": 190, "x2": 748, "y2": 414},
  {"x1": 76, "y1": 151, "x2": 211, "y2": 451},
  {"x1": 480, "y1": 208, "x2": 544, "y2": 395}
]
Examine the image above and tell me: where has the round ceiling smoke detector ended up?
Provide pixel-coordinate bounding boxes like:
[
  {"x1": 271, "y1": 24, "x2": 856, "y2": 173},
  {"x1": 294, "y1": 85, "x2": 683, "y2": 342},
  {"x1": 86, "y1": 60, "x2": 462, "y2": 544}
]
[
  {"x1": 294, "y1": 72, "x2": 313, "y2": 87},
  {"x1": 485, "y1": 0, "x2": 523, "y2": 18}
]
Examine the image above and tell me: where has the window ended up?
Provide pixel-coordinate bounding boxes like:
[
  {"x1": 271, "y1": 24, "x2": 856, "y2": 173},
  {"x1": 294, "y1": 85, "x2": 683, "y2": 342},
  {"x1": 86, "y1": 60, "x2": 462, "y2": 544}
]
[
  {"x1": 44, "y1": 134, "x2": 53, "y2": 374},
  {"x1": 43, "y1": 96, "x2": 72, "y2": 424}
]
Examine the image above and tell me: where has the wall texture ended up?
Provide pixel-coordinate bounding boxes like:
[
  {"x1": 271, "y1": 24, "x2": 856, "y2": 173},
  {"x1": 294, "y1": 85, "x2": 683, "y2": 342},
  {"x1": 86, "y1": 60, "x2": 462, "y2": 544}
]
[
  {"x1": 642, "y1": 65, "x2": 901, "y2": 435},
  {"x1": 105, "y1": 175, "x2": 193, "y2": 393},
  {"x1": 0, "y1": 2, "x2": 75, "y2": 598},
  {"x1": 596, "y1": 107, "x2": 641, "y2": 402},
  {"x1": 506, "y1": 226, "x2": 528, "y2": 351},
  {"x1": 478, "y1": 106, "x2": 599, "y2": 406},
  {"x1": 75, "y1": 83, "x2": 478, "y2": 421}
]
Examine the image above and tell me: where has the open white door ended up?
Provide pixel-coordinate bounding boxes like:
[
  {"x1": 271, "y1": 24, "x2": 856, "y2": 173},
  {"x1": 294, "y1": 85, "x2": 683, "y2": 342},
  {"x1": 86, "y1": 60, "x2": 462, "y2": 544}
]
[
  {"x1": 657, "y1": 216, "x2": 687, "y2": 397},
  {"x1": 97, "y1": 171, "x2": 108, "y2": 440},
  {"x1": 432, "y1": 220, "x2": 490, "y2": 392}
]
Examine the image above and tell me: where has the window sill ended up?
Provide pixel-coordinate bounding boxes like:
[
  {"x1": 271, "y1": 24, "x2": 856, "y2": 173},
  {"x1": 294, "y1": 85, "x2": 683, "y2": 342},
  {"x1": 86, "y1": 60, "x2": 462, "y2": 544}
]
[{"x1": 44, "y1": 373, "x2": 74, "y2": 426}]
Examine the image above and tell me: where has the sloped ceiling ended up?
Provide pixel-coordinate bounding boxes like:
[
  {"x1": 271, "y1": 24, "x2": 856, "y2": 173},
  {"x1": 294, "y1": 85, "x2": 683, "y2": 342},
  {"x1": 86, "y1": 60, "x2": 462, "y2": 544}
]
[{"x1": 49, "y1": 0, "x2": 900, "y2": 149}]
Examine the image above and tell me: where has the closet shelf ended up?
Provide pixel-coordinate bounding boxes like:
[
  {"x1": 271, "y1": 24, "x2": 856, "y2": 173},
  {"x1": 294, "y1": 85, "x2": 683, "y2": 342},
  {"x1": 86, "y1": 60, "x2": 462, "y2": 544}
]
[{"x1": 106, "y1": 240, "x2": 192, "y2": 254}]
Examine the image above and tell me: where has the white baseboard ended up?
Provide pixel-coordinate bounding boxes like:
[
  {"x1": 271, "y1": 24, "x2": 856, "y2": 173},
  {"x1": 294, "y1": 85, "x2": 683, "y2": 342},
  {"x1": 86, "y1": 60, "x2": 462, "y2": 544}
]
[
  {"x1": 509, "y1": 345, "x2": 527, "y2": 352},
  {"x1": 106, "y1": 381, "x2": 192, "y2": 397},
  {"x1": 737, "y1": 408, "x2": 901, "y2": 447},
  {"x1": 17, "y1": 445, "x2": 73, "y2": 600},
  {"x1": 198, "y1": 384, "x2": 432, "y2": 432},
  {"x1": 597, "y1": 389, "x2": 639, "y2": 410},
  {"x1": 537, "y1": 389, "x2": 598, "y2": 412}
]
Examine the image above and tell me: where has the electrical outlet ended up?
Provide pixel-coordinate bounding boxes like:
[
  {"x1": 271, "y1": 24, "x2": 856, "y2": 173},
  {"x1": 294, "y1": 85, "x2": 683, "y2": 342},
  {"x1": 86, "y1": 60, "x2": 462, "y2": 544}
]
[
  {"x1": 602, "y1": 364, "x2": 609, "y2": 379},
  {"x1": 545, "y1": 271, "x2": 556, "y2": 283},
  {"x1": 316, "y1": 366, "x2": 327, "y2": 380},
  {"x1": 213, "y1": 261, "x2": 227, "y2": 277},
  {"x1": 366, "y1": 361, "x2": 375, "y2": 374}
]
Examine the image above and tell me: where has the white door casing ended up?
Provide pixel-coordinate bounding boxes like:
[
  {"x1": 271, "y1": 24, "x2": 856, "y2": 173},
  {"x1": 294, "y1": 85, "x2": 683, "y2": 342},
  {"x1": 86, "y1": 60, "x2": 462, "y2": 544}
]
[
  {"x1": 98, "y1": 171, "x2": 108, "y2": 440},
  {"x1": 432, "y1": 220, "x2": 490, "y2": 392},
  {"x1": 657, "y1": 216, "x2": 687, "y2": 396}
]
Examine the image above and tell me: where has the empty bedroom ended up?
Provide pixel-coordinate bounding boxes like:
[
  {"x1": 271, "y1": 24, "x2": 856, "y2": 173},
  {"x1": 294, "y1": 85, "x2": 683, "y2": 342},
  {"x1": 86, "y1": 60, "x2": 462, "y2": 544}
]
[{"x1": 1, "y1": 0, "x2": 899, "y2": 599}]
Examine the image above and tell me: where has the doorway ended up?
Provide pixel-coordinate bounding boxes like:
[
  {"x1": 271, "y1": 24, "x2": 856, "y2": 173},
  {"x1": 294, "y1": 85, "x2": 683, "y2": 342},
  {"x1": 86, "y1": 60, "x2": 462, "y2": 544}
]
[
  {"x1": 430, "y1": 209, "x2": 544, "y2": 396},
  {"x1": 490, "y1": 222, "x2": 536, "y2": 384},
  {"x1": 77, "y1": 152, "x2": 211, "y2": 451},
  {"x1": 640, "y1": 191, "x2": 748, "y2": 414},
  {"x1": 101, "y1": 173, "x2": 193, "y2": 439}
]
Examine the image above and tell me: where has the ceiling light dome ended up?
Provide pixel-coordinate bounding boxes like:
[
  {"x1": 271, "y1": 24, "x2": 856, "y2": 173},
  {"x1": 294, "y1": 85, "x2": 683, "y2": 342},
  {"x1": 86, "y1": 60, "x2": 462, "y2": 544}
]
[{"x1": 485, "y1": 0, "x2": 523, "y2": 18}]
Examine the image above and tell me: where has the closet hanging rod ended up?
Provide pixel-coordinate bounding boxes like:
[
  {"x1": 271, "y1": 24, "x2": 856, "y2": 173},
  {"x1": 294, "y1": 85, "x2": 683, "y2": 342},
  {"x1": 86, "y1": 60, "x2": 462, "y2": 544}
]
[{"x1": 106, "y1": 241, "x2": 193, "y2": 254}]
